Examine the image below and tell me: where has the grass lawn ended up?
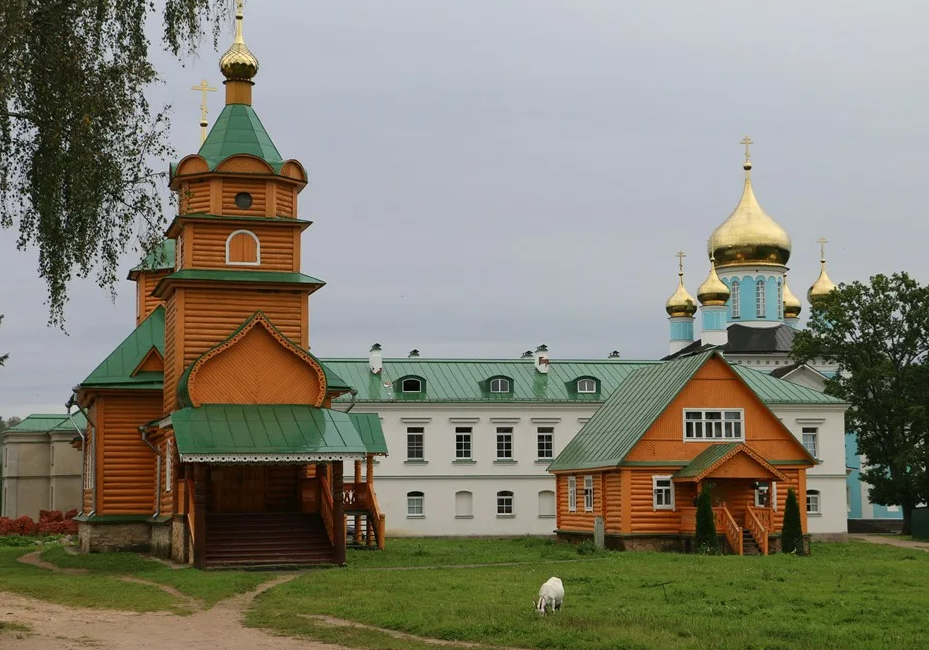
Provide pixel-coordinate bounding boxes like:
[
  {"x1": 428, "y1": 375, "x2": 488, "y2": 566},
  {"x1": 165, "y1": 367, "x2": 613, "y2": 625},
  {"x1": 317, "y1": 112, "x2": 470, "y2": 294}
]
[
  {"x1": 247, "y1": 540, "x2": 929, "y2": 650},
  {"x1": 345, "y1": 536, "x2": 584, "y2": 568}
]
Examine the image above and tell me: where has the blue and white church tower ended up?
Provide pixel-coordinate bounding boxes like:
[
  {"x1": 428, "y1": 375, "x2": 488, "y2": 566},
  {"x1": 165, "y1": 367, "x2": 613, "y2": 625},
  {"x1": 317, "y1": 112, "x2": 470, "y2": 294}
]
[{"x1": 665, "y1": 252, "x2": 697, "y2": 355}]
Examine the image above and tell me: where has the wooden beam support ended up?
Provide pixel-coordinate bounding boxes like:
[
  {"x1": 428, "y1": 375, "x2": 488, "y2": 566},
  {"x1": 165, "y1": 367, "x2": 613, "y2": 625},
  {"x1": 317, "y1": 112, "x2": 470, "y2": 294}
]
[
  {"x1": 332, "y1": 461, "x2": 346, "y2": 565},
  {"x1": 193, "y1": 464, "x2": 208, "y2": 569}
]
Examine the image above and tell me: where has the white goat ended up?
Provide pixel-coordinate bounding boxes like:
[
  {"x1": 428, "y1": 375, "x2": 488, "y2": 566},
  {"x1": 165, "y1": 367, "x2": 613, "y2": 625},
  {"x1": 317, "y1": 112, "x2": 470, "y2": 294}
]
[{"x1": 534, "y1": 576, "x2": 564, "y2": 615}]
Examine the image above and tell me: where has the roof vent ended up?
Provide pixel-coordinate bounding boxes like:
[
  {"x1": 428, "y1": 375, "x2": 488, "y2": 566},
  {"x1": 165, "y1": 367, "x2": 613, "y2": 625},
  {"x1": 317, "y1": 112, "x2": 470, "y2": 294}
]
[
  {"x1": 608, "y1": 350, "x2": 621, "y2": 359},
  {"x1": 408, "y1": 349, "x2": 420, "y2": 358},
  {"x1": 520, "y1": 350, "x2": 533, "y2": 359},
  {"x1": 534, "y1": 344, "x2": 550, "y2": 374},
  {"x1": 369, "y1": 343, "x2": 383, "y2": 374}
]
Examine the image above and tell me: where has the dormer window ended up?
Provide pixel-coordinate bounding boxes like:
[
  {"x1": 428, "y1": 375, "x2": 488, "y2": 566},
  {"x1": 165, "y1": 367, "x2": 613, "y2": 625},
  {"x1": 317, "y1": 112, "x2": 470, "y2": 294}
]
[
  {"x1": 577, "y1": 378, "x2": 597, "y2": 394},
  {"x1": 400, "y1": 377, "x2": 423, "y2": 393},
  {"x1": 490, "y1": 378, "x2": 511, "y2": 393}
]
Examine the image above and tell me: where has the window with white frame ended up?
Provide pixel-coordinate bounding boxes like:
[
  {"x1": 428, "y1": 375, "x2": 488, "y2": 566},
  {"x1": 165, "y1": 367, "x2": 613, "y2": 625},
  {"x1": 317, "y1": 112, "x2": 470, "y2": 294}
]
[
  {"x1": 537, "y1": 427, "x2": 554, "y2": 459},
  {"x1": 801, "y1": 427, "x2": 819, "y2": 458},
  {"x1": 652, "y1": 476, "x2": 674, "y2": 510},
  {"x1": 225, "y1": 229, "x2": 261, "y2": 266},
  {"x1": 584, "y1": 475, "x2": 594, "y2": 512},
  {"x1": 401, "y1": 377, "x2": 422, "y2": 393},
  {"x1": 165, "y1": 438, "x2": 173, "y2": 492},
  {"x1": 754, "y1": 483, "x2": 770, "y2": 507},
  {"x1": 756, "y1": 279, "x2": 766, "y2": 317},
  {"x1": 83, "y1": 428, "x2": 95, "y2": 490},
  {"x1": 407, "y1": 491, "x2": 424, "y2": 516},
  {"x1": 497, "y1": 490, "x2": 514, "y2": 515},
  {"x1": 406, "y1": 427, "x2": 425, "y2": 461},
  {"x1": 567, "y1": 476, "x2": 577, "y2": 512},
  {"x1": 455, "y1": 491, "x2": 473, "y2": 518},
  {"x1": 806, "y1": 490, "x2": 821, "y2": 514},
  {"x1": 496, "y1": 427, "x2": 513, "y2": 460},
  {"x1": 777, "y1": 280, "x2": 783, "y2": 319},
  {"x1": 731, "y1": 280, "x2": 741, "y2": 318},
  {"x1": 455, "y1": 427, "x2": 472, "y2": 460},
  {"x1": 538, "y1": 490, "x2": 556, "y2": 518},
  {"x1": 490, "y1": 377, "x2": 511, "y2": 393},
  {"x1": 684, "y1": 410, "x2": 743, "y2": 440},
  {"x1": 577, "y1": 378, "x2": 597, "y2": 393}
]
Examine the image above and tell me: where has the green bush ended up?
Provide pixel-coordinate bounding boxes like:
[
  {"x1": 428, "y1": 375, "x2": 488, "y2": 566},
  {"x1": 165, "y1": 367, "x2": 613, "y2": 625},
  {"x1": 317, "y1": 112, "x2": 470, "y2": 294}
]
[
  {"x1": 782, "y1": 488, "x2": 804, "y2": 554},
  {"x1": 695, "y1": 488, "x2": 717, "y2": 554},
  {"x1": 577, "y1": 538, "x2": 600, "y2": 555}
]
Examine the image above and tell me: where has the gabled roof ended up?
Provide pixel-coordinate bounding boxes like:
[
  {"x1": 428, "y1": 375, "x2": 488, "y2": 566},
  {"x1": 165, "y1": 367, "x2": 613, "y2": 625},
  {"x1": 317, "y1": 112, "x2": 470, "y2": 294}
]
[
  {"x1": 547, "y1": 351, "x2": 714, "y2": 471},
  {"x1": 732, "y1": 365, "x2": 843, "y2": 404},
  {"x1": 4, "y1": 412, "x2": 87, "y2": 435},
  {"x1": 321, "y1": 358, "x2": 659, "y2": 403},
  {"x1": 672, "y1": 443, "x2": 790, "y2": 481},
  {"x1": 348, "y1": 412, "x2": 388, "y2": 455},
  {"x1": 127, "y1": 240, "x2": 175, "y2": 280},
  {"x1": 80, "y1": 307, "x2": 165, "y2": 390},
  {"x1": 197, "y1": 104, "x2": 284, "y2": 171}
]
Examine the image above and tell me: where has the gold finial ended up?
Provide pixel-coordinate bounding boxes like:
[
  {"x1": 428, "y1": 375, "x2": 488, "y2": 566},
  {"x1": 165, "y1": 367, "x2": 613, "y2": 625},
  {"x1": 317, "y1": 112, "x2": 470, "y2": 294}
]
[
  {"x1": 698, "y1": 249, "x2": 731, "y2": 306},
  {"x1": 191, "y1": 79, "x2": 217, "y2": 145},
  {"x1": 740, "y1": 136, "x2": 753, "y2": 163},
  {"x1": 220, "y1": 0, "x2": 259, "y2": 83},
  {"x1": 783, "y1": 272, "x2": 802, "y2": 318},
  {"x1": 808, "y1": 237, "x2": 837, "y2": 303},
  {"x1": 666, "y1": 252, "x2": 697, "y2": 317},
  {"x1": 675, "y1": 251, "x2": 686, "y2": 275}
]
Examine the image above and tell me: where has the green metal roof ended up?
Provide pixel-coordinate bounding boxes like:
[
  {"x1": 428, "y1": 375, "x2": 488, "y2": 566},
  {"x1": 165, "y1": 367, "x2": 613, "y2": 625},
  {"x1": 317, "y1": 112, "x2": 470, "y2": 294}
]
[
  {"x1": 153, "y1": 269, "x2": 325, "y2": 298},
  {"x1": 348, "y1": 412, "x2": 388, "y2": 455},
  {"x1": 127, "y1": 240, "x2": 175, "y2": 280},
  {"x1": 165, "y1": 213, "x2": 311, "y2": 238},
  {"x1": 672, "y1": 443, "x2": 741, "y2": 478},
  {"x1": 196, "y1": 104, "x2": 284, "y2": 171},
  {"x1": 4, "y1": 413, "x2": 87, "y2": 435},
  {"x1": 172, "y1": 404, "x2": 376, "y2": 461},
  {"x1": 322, "y1": 359, "x2": 658, "y2": 403},
  {"x1": 548, "y1": 351, "x2": 714, "y2": 472},
  {"x1": 80, "y1": 307, "x2": 165, "y2": 390},
  {"x1": 733, "y1": 365, "x2": 845, "y2": 404}
]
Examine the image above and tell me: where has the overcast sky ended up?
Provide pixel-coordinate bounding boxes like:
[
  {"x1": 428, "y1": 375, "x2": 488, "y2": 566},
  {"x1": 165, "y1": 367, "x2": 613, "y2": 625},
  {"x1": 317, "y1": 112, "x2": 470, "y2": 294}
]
[{"x1": 2, "y1": 0, "x2": 928, "y2": 417}]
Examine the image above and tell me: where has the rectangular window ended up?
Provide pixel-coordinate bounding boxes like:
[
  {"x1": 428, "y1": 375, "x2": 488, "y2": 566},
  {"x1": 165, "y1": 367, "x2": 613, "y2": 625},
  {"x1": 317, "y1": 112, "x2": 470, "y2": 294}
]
[
  {"x1": 754, "y1": 484, "x2": 770, "y2": 508},
  {"x1": 537, "y1": 427, "x2": 554, "y2": 459},
  {"x1": 455, "y1": 427, "x2": 472, "y2": 460},
  {"x1": 407, "y1": 491, "x2": 424, "y2": 516},
  {"x1": 497, "y1": 491, "x2": 514, "y2": 515},
  {"x1": 801, "y1": 427, "x2": 818, "y2": 458},
  {"x1": 806, "y1": 491, "x2": 821, "y2": 514},
  {"x1": 496, "y1": 427, "x2": 513, "y2": 460},
  {"x1": 652, "y1": 475, "x2": 674, "y2": 510},
  {"x1": 567, "y1": 476, "x2": 577, "y2": 512},
  {"x1": 584, "y1": 475, "x2": 594, "y2": 512},
  {"x1": 756, "y1": 279, "x2": 766, "y2": 318},
  {"x1": 683, "y1": 410, "x2": 743, "y2": 441},
  {"x1": 407, "y1": 427, "x2": 425, "y2": 460}
]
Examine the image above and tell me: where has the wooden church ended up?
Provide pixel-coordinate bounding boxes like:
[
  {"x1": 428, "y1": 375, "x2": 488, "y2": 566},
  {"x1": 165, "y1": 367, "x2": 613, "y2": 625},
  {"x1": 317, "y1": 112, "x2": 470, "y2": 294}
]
[{"x1": 69, "y1": 6, "x2": 387, "y2": 568}]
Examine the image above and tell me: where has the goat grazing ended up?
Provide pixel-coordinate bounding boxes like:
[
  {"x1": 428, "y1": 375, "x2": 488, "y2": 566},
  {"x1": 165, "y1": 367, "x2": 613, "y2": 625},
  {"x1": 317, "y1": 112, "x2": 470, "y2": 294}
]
[{"x1": 534, "y1": 576, "x2": 564, "y2": 615}]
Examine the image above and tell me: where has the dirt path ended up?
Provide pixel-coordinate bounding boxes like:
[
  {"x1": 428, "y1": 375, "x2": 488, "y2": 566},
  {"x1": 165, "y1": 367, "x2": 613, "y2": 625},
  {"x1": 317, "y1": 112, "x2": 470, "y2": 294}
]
[
  {"x1": 16, "y1": 551, "x2": 88, "y2": 575},
  {"x1": 850, "y1": 534, "x2": 929, "y2": 552}
]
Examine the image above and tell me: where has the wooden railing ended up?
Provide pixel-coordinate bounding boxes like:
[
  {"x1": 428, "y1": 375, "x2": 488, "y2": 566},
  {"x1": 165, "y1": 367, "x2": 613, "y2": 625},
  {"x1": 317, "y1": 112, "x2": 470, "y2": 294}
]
[
  {"x1": 369, "y1": 485, "x2": 386, "y2": 551},
  {"x1": 679, "y1": 507, "x2": 697, "y2": 532},
  {"x1": 750, "y1": 507, "x2": 773, "y2": 531},
  {"x1": 744, "y1": 505, "x2": 769, "y2": 555},
  {"x1": 343, "y1": 482, "x2": 374, "y2": 512},
  {"x1": 319, "y1": 474, "x2": 337, "y2": 549},
  {"x1": 343, "y1": 482, "x2": 386, "y2": 550},
  {"x1": 720, "y1": 505, "x2": 742, "y2": 555}
]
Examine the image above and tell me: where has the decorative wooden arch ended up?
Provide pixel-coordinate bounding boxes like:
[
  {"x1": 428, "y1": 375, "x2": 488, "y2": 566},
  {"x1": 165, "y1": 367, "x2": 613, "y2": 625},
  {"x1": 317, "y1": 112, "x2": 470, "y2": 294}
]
[{"x1": 225, "y1": 229, "x2": 261, "y2": 266}]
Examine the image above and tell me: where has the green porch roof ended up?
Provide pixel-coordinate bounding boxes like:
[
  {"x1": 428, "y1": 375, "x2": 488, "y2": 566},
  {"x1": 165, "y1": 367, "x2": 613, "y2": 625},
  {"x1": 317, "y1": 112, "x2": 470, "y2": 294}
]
[
  {"x1": 197, "y1": 104, "x2": 284, "y2": 171},
  {"x1": 153, "y1": 269, "x2": 325, "y2": 298},
  {"x1": 4, "y1": 413, "x2": 87, "y2": 435},
  {"x1": 348, "y1": 412, "x2": 388, "y2": 455},
  {"x1": 80, "y1": 307, "x2": 165, "y2": 390},
  {"x1": 172, "y1": 404, "x2": 378, "y2": 462},
  {"x1": 672, "y1": 443, "x2": 741, "y2": 478},
  {"x1": 548, "y1": 351, "x2": 714, "y2": 472},
  {"x1": 127, "y1": 240, "x2": 175, "y2": 280}
]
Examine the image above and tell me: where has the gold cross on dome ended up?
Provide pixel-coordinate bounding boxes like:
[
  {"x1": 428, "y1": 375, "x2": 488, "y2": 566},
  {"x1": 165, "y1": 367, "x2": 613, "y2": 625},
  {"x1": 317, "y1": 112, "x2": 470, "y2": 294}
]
[
  {"x1": 817, "y1": 236, "x2": 828, "y2": 260},
  {"x1": 675, "y1": 251, "x2": 686, "y2": 274},
  {"x1": 191, "y1": 79, "x2": 217, "y2": 145},
  {"x1": 236, "y1": 0, "x2": 245, "y2": 14},
  {"x1": 740, "y1": 136, "x2": 754, "y2": 162}
]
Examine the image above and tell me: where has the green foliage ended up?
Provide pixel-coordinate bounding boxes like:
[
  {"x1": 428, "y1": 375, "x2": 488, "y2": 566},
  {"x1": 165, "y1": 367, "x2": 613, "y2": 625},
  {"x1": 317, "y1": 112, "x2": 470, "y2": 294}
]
[
  {"x1": 345, "y1": 536, "x2": 577, "y2": 568},
  {"x1": 0, "y1": 0, "x2": 230, "y2": 327},
  {"x1": 694, "y1": 488, "x2": 717, "y2": 554},
  {"x1": 576, "y1": 538, "x2": 601, "y2": 555},
  {"x1": 0, "y1": 414, "x2": 22, "y2": 434},
  {"x1": 792, "y1": 272, "x2": 929, "y2": 534},
  {"x1": 246, "y1": 540, "x2": 929, "y2": 650},
  {"x1": 782, "y1": 488, "x2": 804, "y2": 555},
  {"x1": 0, "y1": 534, "x2": 62, "y2": 547}
]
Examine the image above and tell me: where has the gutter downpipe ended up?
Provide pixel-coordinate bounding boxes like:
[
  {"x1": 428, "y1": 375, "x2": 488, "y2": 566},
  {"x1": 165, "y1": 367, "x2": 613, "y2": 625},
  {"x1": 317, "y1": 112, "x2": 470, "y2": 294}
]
[
  {"x1": 343, "y1": 388, "x2": 359, "y2": 413},
  {"x1": 139, "y1": 425, "x2": 162, "y2": 520},
  {"x1": 66, "y1": 390, "x2": 97, "y2": 516}
]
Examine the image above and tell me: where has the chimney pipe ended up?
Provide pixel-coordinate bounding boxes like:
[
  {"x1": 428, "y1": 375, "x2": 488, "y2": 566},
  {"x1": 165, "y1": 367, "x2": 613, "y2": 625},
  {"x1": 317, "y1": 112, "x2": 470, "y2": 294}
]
[
  {"x1": 369, "y1": 343, "x2": 383, "y2": 374},
  {"x1": 520, "y1": 350, "x2": 533, "y2": 359},
  {"x1": 408, "y1": 349, "x2": 420, "y2": 358},
  {"x1": 533, "y1": 344, "x2": 550, "y2": 374},
  {"x1": 608, "y1": 350, "x2": 621, "y2": 359}
]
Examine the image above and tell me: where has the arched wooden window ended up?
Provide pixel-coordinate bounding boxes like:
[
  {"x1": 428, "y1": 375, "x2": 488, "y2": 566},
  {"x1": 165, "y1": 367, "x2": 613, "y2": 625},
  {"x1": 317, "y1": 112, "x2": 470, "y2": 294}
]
[
  {"x1": 225, "y1": 230, "x2": 260, "y2": 266},
  {"x1": 489, "y1": 377, "x2": 511, "y2": 393},
  {"x1": 577, "y1": 378, "x2": 597, "y2": 393},
  {"x1": 731, "y1": 280, "x2": 741, "y2": 318},
  {"x1": 756, "y1": 279, "x2": 766, "y2": 318},
  {"x1": 777, "y1": 279, "x2": 783, "y2": 318},
  {"x1": 401, "y1": 377, "x2": 423, "y2": 393}
]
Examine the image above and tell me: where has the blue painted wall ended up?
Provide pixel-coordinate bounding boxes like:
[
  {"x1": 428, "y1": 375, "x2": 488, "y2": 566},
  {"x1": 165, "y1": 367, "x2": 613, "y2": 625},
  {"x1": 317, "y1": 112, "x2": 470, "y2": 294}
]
[
  {"x1": 670, "y1": 319, "x2": 694, "y2": 342},
  {"x1": 701, "y1": 306, "x2": 727, "y2": 331},
  {"x1": 722, "y1": 275, "x2": 784, "y2": 325}
]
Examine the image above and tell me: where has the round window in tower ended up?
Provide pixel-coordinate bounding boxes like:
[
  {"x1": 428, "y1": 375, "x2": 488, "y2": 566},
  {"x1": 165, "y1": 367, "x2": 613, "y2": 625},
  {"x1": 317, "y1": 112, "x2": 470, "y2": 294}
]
[{"x1": 234, "y1": 192, "x2": 253, "y2": 209}]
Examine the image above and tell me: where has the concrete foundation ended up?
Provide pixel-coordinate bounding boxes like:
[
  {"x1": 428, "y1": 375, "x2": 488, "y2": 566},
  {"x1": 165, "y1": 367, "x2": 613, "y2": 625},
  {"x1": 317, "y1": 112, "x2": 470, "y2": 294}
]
[
  {"x1": 151, "y1": 521, "x2": 172, "y2": 558},
  {"x1": 171, "y1": 516, "x2": 190, "y2": 564},
  {"x1": 78, "y1": 521, "x2": 152, "y2": 553}
]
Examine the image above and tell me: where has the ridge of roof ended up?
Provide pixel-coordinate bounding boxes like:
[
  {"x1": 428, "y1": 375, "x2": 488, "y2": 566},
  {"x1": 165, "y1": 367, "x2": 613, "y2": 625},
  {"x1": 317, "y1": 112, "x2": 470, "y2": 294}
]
[{"x1": 79, "y1": 307, "x2": 166, "y2": 390}]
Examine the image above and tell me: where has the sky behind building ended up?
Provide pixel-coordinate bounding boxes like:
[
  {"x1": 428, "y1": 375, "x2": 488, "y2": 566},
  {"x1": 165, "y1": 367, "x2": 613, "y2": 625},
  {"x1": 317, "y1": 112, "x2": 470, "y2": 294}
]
[{"x1": 2, "y1": 0, "x2": 927, "y2": 416}]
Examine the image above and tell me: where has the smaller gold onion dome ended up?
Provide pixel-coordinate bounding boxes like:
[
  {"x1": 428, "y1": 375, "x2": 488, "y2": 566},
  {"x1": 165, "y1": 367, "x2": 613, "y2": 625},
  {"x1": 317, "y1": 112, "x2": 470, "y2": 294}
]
[
  {"x1": 783, "y1": 273, "x2": 802, "y2": 318},
  {"x1": 220, "y1": 3, "x2": 259, "y2": 81},
  {"x1": 697, "y1": 255, "x2": 731, "y2": 306},
  {"x1": 807, "y1": 238, "x2": 837, "y2": 303},
  {"x1": 666, "y1": 253, "x2": 698, "y2": 317}
]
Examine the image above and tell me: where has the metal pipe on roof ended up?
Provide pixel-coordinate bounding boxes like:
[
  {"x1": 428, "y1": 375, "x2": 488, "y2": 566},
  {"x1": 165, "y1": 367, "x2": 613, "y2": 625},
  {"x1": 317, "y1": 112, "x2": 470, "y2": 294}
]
[
  {"x1": 139, "y1": 425, "x2": 162, "y2": 520},
  {"x1": 343, "y1": 388, "x2": 359, "y2": 413}
]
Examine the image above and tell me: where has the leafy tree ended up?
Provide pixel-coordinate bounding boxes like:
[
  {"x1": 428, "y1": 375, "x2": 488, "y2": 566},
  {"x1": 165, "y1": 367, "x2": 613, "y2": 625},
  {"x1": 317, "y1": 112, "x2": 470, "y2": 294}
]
[
  {"x1": 694, "y1": 487, "x2": 717, "y2": 554},
  {"x1": 0, "y1": 416, "x2": 22, "y2": 433},
  {"x1": 793, "y1": 273, "x2": 929, "y2": 535},
  {"x1": 781, "y1": 488, "x2": 804, "y2": 554},
  {"x1": 0, "y1": 0, "x2": 230, "y2": 327}
]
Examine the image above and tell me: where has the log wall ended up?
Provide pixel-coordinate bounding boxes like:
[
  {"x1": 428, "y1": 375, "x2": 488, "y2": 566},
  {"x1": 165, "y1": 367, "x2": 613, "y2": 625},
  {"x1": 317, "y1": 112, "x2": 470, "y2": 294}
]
[
  {"x1": 98, "y1": 392, "x2": 162, "y2": 515},
  {"x1": 135, "y1": 270, "x2": 170, "y2": 326},
  {"x1": 189, "y1": 223, "x2": 298, "y2": 272}
]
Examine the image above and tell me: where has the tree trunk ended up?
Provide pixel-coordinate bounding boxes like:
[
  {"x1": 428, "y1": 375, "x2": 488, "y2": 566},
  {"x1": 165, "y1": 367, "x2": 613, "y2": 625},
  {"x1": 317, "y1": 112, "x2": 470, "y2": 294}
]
[{"x1": 902, "y1": 504, "x2": 913, "y2": 536}]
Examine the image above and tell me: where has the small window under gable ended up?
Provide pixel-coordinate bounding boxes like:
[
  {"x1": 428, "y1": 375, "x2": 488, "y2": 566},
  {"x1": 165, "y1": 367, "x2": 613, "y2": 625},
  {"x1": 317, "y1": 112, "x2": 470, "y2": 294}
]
[
  {"x1": 400, "y1": 377, "x2": 424, "y2": 393},
  {"x1": 489, "y1": 377, "x2": 511, "y2": 394},
  {"x1": 576, "y1": 378, "x2": 597, "y2": 394},
  {"x1": 225, "y1": 230, "x2": 260, "y2": 266}
]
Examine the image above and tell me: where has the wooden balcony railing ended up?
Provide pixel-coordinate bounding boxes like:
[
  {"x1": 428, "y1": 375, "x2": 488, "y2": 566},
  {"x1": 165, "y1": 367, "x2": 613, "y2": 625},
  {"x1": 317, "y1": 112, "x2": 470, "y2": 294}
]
[
  {"x1": 343, "y1": 482, "x2": 386, "y2": 550},
  {"x1": 721, "y1": 505, "x2": 742, "y2": 555},
  {"x1": 745, "y1": 505, "x2": 769, "y2": 555}
]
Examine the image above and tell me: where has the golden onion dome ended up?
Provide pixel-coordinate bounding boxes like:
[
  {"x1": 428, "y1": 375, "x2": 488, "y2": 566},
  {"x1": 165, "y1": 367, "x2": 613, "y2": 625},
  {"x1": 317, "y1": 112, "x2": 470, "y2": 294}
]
[
  {"x1": 697, "y1": 255, "x2": 731, "y2": 306},
  {"x1": 220, "y1": 3, "x2": 259, "y2": 81},
  {"x1": 666, "y1": 254, "x2": 697, "y2": 317},
  {"x1": 707, "y1": 142, "x2": 792, "y2": 269},
  {"x1": 807, "y1": 239, "x2": 837, "y2": 303},
  {"x1": 783, "y1": 273, "x2": 802, "y2": 318}
]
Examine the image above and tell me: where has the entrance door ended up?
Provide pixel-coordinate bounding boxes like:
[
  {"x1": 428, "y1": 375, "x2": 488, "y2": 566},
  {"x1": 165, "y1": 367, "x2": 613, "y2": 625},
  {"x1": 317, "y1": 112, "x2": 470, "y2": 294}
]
[{"x1": 208, "y1": 466, "x2": 268, "y2": 513}]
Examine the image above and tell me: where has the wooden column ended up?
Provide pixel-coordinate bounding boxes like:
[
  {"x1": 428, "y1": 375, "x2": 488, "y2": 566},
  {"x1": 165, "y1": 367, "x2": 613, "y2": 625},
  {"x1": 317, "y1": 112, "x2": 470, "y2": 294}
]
[
  {"x1": 193, "y1": 464, "x2": 208, "y2": 569},
  {"x1": 332, "y1": 461, "x2": 346, "y2": 565},
  {"x1": 365, "y1": 454, "x2": 375, "y2": 547},
  {"x1": 353, "y1": 460, "x2": 362, "y2": 544}
]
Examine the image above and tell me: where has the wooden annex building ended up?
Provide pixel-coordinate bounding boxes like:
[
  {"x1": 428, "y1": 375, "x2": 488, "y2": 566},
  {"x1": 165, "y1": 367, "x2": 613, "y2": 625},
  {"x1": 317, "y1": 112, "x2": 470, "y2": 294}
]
[
  {"x1": 548, "y1": 350, "x2": 826, "y2": 555},
  {"x1": 68, "y1": 7, "x2": 388, "y2": 568}
]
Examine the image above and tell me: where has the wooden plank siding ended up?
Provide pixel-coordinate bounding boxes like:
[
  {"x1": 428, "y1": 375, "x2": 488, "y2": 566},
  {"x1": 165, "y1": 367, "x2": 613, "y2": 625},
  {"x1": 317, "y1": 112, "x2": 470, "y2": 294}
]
[
  {"x1": 82, "y1": 403, "x2": 96, "y2": 513},
  {"x1": 221, "y1": 178, "x2": 267, "y2": 216},
  {"x1": 179, "y1": 177, "x2": 299, "y2": 218},
  {"x1": 629, "y1": 469, "x2": 697, "y2": 533},
  {"x1": 555, "y1": 472, "x2": 606, "y2": 532},
  {"x1": 179, "y1": 180, "x2": 211, "y2": 215},
  {"x1": 98, "y1": 393, "x2": 163, "y2": 515},
  {"x1": 188, "y1": 222, "x2": 298, "y2": 272},
  {"x1": 604, "y1": 472, "x2": 622, "y2": 532},
  {"x1": 135, "y1": 270, "x2": 170, "y2": 326},
  {"x1": 163, "y1": 295, "x2": 180, "y2": 415}
]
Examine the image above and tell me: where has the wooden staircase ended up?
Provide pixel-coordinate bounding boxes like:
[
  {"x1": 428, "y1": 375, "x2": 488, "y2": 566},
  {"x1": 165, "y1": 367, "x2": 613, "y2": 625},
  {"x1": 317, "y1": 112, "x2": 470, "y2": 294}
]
[
  {"x1": 742, "y1": 528, "x2": 762, "y2": 556},
  {"x1": 204, "y1": 513, "x2": 335, "y2": 568}
]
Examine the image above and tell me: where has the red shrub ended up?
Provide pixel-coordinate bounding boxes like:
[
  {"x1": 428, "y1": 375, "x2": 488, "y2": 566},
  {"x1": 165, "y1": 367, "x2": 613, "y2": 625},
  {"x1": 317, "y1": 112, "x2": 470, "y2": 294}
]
[
  {"x1": 64, "y1": 509, "x2": 78, "y2": 520},
  {"x1": 0, "y1": 517, "x2": 19, "y2": 535},
  {"x1": 39, "y1": 509, "x2": 64, "y2": 523},
  {"x1": 16, "y1": 516, "x2": 38, "y2": 535}
]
